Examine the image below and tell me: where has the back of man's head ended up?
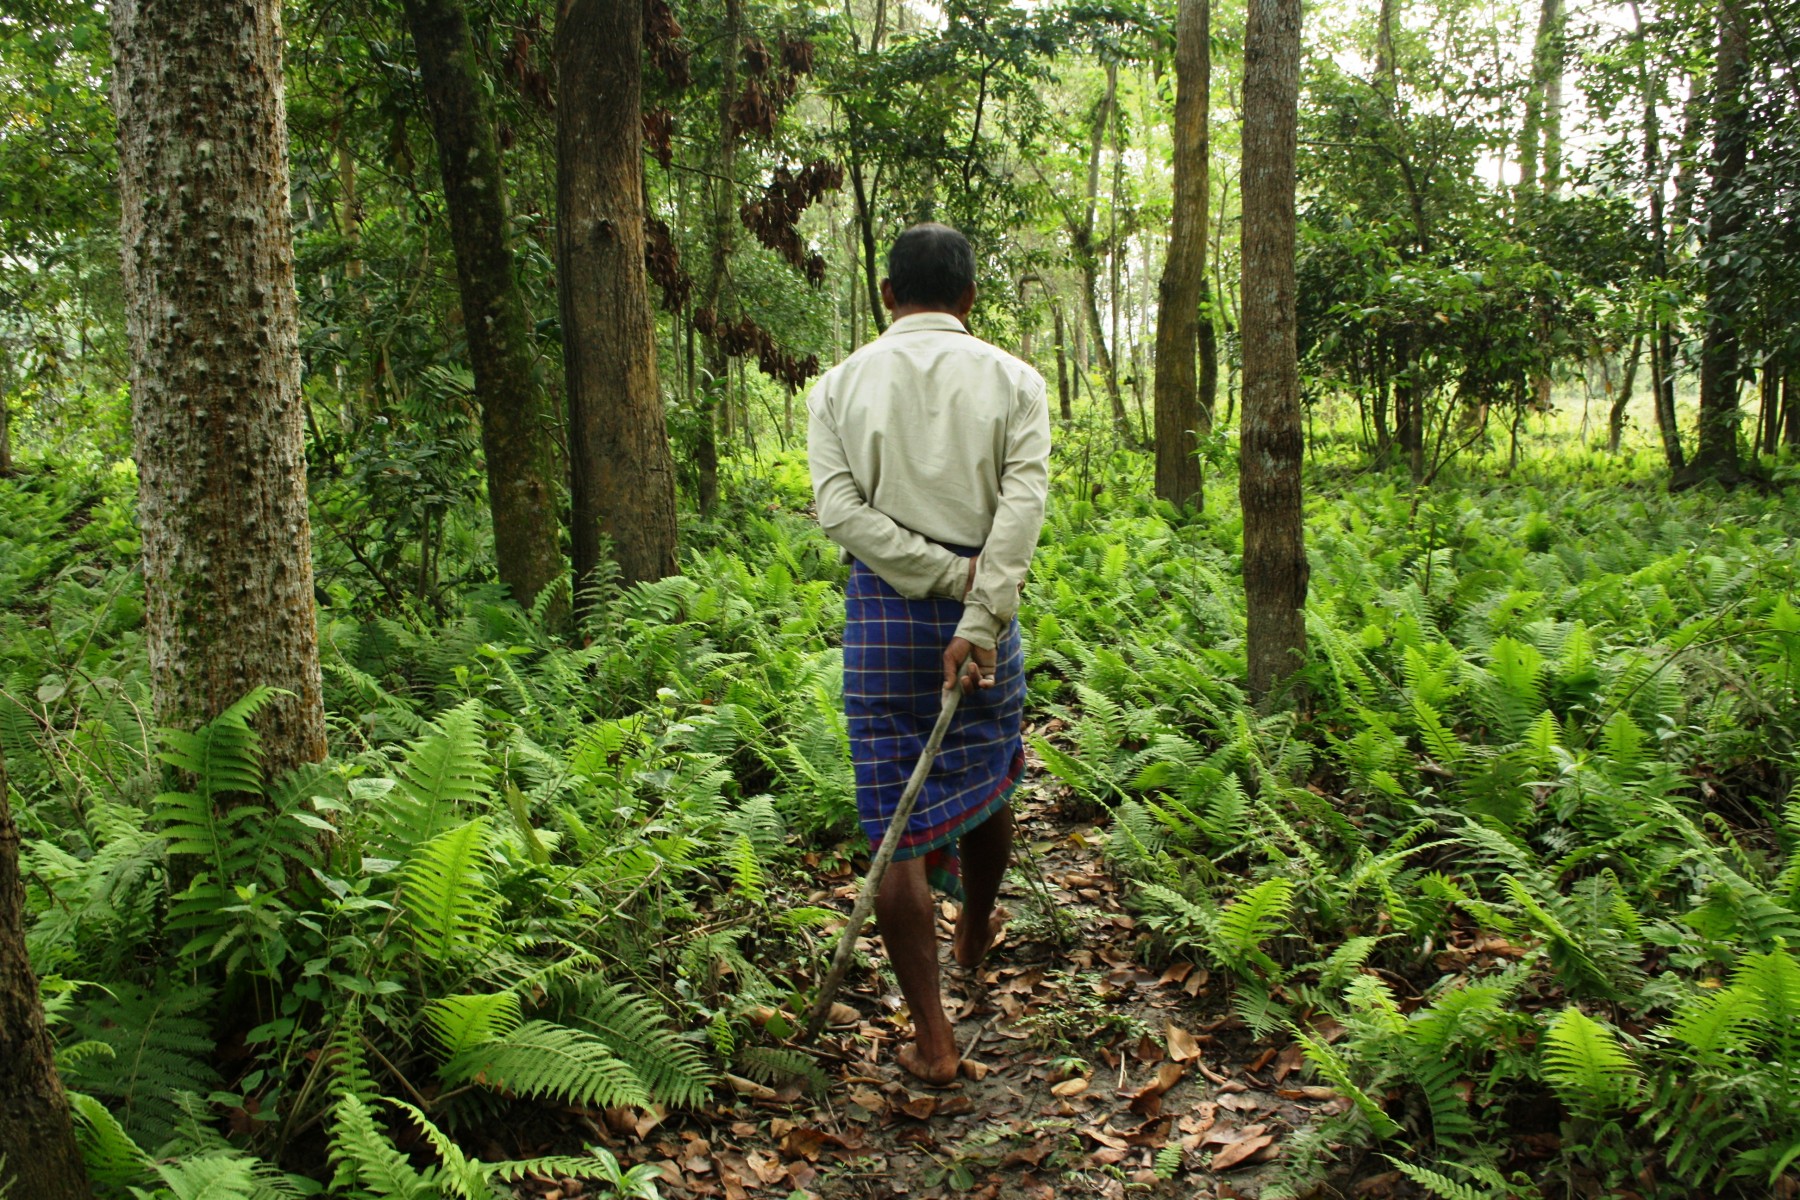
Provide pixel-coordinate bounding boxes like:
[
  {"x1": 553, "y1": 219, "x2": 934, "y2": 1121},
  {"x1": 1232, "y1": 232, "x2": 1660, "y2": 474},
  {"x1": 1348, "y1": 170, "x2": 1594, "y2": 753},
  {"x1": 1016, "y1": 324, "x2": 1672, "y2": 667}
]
[{"x1": 886, "y1": 223, "x2": 975, "y2": 309}]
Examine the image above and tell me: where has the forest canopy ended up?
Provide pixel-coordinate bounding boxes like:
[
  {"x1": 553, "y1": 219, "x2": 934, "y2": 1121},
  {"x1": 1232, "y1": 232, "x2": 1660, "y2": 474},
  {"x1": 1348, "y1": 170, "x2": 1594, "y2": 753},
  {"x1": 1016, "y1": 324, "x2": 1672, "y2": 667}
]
[{"x1": 2, "y1": 0, "x2": 1800, "y2": 1196}]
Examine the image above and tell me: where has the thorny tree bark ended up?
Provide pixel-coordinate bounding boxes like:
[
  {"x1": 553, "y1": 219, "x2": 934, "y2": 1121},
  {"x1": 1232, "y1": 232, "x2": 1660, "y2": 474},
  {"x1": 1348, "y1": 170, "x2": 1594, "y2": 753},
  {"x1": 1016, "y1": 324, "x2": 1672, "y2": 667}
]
[
  {"x1": 1240, "y1": 0, "x2": 1308, "y2": 706},
  {"x1": 112, "y1": 0, "x2": 328, "y2": 780},
  {"x1": 401, "y1": 0, "x2": 565, "y2": 619},
  {"x1": 557, "y1": 0, "x2": 680, "y2": 610},
  {"x1": 1154, "y1": 0, "x2": 1211, "y2": 510},
  {"x1": 0, "y1": 747, "x2": 93, "y2": 1200}
]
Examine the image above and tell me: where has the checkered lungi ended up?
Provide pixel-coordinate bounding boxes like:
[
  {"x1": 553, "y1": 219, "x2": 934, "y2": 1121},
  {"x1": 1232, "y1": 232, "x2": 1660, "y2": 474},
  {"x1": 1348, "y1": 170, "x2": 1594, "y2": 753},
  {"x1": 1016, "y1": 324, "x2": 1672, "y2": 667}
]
[{"x1": 844, "y1": 549, "x2": 1025, "y2": 898}]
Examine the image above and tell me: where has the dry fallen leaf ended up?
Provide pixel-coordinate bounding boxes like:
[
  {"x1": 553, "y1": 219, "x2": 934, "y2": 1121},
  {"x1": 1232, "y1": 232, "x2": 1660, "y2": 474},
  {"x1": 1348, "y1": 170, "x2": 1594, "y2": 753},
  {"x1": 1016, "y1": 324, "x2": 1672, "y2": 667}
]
[
  {"x1": 999, "y1": 1140, "x2": 1054, "y2": 1169},
  {"x1": 1210, "y1": 1133, "x2": 1275, "y2": 1172},
  {"x1": 1050, "y1": 1076, "x2": 1090, "y2": 1097},
  {"x1": 724, "y1": 1074, "x2": 776, "y2": 1100},
  {"x1": 780, "y1": 1128, "x2": 829, "y2": 1161},
  {"x1": 826, "y1": 1002, "x2": 860, "y2": 1026},
  {"x1": 901, "y1": 1094, "x2": 938, "y2": 1120},
  {"x1": 1166, "y1": 1022, "x2": 1204, "y2": 1063},
  {"x1": 961, "y1": 1057, "x2": 990, "y2": 1081}
]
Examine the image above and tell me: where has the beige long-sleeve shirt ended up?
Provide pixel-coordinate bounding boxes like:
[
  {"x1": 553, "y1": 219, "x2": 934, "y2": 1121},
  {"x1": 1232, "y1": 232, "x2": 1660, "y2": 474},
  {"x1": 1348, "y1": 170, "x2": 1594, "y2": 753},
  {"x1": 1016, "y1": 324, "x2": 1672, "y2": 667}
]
[{"x1": 807, "y1": 311, "x2": 1052, "y2": 649}]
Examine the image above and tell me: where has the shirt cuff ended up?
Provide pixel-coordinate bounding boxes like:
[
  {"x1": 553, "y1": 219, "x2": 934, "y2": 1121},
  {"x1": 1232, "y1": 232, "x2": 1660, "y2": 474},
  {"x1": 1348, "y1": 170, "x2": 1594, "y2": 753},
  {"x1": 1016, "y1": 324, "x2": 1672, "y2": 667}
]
[
  {"x1": 953, "y1": 604, "x2": 1007, "y2": 650},
  {"x1": 931, "y1": 555, "x2": 971, "y2": 601}
]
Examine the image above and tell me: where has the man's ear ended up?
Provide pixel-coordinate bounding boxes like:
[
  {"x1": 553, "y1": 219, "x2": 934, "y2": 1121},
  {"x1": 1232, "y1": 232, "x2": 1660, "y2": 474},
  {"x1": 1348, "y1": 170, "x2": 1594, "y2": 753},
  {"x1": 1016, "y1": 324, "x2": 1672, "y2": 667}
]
[
  {"x1": 955, "y1": 283, "x2": 977, "y2": 318},
  {"x1": 880, "y1": 278, "x2": 898, "y2": 312}
]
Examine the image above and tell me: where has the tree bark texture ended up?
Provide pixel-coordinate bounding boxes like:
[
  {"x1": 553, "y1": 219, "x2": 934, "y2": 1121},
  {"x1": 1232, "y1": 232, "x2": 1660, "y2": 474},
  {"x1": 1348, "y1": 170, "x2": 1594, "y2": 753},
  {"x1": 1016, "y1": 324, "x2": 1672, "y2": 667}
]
[
  {"x1": 401, "y1": 0, "x2": 564, "y2": 616},
  {"x1": 113, "y1": 0, "x2": 328, "y2": 780},
  {"x1": 1518, "y1": 0, "x2": 1566, "y2": 198},
  {"x1": 1239, "y1": 0, "x2": 1308, "y2": 706},
  {"x1": 1683, "y1": 0, "x2": 1749, "y2": 486},
  {"x1": 1154, "y1": 0, "x2": 1211, "y2": 510},
  {"x1": 557, "y1": 0, "x2": 680, "y2": 608},
  {"x1": 695, "y1": 0, "x2": 742, "y2": 516},
  {"x1": 0, "y1": 748, "x2": 95, "y2": 1199}
]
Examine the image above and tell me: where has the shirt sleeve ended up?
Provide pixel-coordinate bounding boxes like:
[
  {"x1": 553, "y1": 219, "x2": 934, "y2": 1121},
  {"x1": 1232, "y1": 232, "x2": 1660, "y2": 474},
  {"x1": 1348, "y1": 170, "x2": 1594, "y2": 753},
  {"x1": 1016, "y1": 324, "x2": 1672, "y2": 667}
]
[
  {"x1": 955, "y1": 375, "x2": 1052, "y2": 649},
  {"x1": 808, "y1": 380, "x2": 969, "y2": 601}
]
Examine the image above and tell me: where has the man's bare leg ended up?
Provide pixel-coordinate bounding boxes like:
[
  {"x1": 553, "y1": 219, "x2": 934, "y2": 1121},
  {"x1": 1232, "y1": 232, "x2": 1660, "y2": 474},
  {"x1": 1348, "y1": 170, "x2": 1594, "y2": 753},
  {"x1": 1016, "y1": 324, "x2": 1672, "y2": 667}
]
[
  {"x1": 875, "y1": 856, "x2": 959, "y2": 1084},
  {"x1": 955, "y1": 803, "x2": 1013, "y2": 968}
]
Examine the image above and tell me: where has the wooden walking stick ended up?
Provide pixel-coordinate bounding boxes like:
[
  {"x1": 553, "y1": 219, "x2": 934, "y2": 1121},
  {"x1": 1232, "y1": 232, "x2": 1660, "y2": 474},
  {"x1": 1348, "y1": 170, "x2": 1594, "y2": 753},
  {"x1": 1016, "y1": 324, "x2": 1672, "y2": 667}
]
[{"x1": 800, "y1": 681, "x2": 964, "y2": 1044}]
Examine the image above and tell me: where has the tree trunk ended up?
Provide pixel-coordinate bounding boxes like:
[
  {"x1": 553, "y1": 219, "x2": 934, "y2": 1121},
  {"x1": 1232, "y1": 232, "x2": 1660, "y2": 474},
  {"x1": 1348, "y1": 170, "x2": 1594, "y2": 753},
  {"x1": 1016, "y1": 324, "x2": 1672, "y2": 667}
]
[
  {"x1": 1518, "y1": 0, "x2": 1566, "y2": 199},
  {"x1": 1759, "y1": 358, "x2": 1781, "y2": 457},
  {"x1": 1053, "y1": 302, "x2": 1072, "y2": 421},
  {"x1": 401, "y1": 0, "x2": 565, "y2": 618},
  {"x1": 113, "y1": 0, "x2": 328, "y2": 780},
  {"x1": 695, "y1": 0, "x2": 744, "y2": 516},
  {"x1": 849, "y1": 159, "x2": 886, "y2": 338},
  {"x1": 1682, "y1": 0, "x2": 1749, "y2": 487},
  {"x1": 1154, "y1": 0, "x2": 1210, "y2": 510},
  {"x1": 1784, "y1": 369, "x2": 1799, "y2": 447},
  {"x1": 1239, "y1": 0, "x2": 1307, "y2": 707},
  {"x1": 0, "y1": 749, "x2": 93, "y2": 1200},
  {"x1": 0, "y1": 373, "x2": 11, "y2": 477},
  {"x1": 1608, "y1": 333, "x2": 1642, "y2": 453},
  {"x1": 1076, "y1": 63, "x2": 1125, "y2": 433},
  {"x1": 557, "y1": 0, "x2": 680, "y2": 608},
  {"x1": 1632, "y1": 0, "x2": 1686, "y2": 473}
]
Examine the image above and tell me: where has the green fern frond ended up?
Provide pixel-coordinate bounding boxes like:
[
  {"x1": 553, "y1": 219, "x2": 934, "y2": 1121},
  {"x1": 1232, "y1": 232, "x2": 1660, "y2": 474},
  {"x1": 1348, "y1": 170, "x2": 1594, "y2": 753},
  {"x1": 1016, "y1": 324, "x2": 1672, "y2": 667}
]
[
  {"x1": 734, "y1": 1045, "x2": 828, "y2": 1097},
  {"x1": 68, "y1": 1091, "x2": 153, "y2": 1191},
  {"x1": 569, "y1": 981, "x2": 715, "y2": 1108},
  {"x1": 329, "y1": 1094, "x2": 436, "y2": 1200},
  {"x1": 440, "y1": 1021, "x2": 652, "y2": 1109},
  {"x1": 1539, "y1": 1007, "x2": 1640, "y2": 1116},
  {"x1": 1294, "y1": 1026, "x2": 1400, "y2": 1138},
  {"x1": 424, "y1": 993, "x2": 522, "y2": 1059},
  {"x1": 387, "y1": 700, "x2": 494, "y2": 851},
  {"x1": 399, "y1": 818, "x2": 498, "y2": 962}
]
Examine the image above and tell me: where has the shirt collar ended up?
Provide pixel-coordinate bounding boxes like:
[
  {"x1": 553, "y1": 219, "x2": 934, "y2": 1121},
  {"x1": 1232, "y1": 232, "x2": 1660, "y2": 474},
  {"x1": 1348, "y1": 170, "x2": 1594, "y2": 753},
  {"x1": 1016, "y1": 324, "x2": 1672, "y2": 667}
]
[{"x1": 882, "y1": 311, "x2": 970, "y2": 337}]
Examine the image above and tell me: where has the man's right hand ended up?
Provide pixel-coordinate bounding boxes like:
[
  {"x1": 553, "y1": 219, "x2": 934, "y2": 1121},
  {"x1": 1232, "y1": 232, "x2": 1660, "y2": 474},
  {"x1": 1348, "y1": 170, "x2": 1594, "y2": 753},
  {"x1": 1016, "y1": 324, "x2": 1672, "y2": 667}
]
[{"x1": 943, "y1": 636, "x2": 997, "y2": 694}]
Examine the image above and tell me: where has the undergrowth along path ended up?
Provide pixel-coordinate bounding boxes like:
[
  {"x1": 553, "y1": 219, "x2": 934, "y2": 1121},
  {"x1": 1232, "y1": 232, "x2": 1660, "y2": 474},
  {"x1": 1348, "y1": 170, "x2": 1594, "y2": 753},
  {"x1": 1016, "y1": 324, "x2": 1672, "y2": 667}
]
[{"x1": 519, "y1": 737, "x2": 1347, "y2": 1200}]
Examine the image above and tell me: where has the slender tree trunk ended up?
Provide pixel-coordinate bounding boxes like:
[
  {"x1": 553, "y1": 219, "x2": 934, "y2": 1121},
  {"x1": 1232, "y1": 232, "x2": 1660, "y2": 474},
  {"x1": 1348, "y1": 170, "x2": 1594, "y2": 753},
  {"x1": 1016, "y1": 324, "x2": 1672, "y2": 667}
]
[
  {"x1": 113, "y1": 0, "x2": 328, "y2": 779},
  {"x1": 849, "y1": 159, "x2": 886, "y2": 337},
  {"x1": 0, "y1": 749, "x2": 93, "y2": 1200},
  {"x1": 1053, "y1": 302, "x2": 1072, "y2": 420},
  {"x1": 1759, "y1": 358, "x2": 1781, "y2": 457},
  {"x1": 1076, "y1": 63, "x2": 1125, "y2": 433},
  {"x1": 0, "y1": 372, "x2": 11, "y2": 477},
  {"x1": 1240, "y1": 0, "x2": 1307, "y2": 707},
  {"x1": 1632, "y1": 0, "x2": 1686, "y2": 473},
  {"x1": 1682, "y1": 0, "x2": 1749, "y2": 487},
  {"x1": 1608, "y1": 333, "x2": 1642, "y2": 453},
  {"x1": 401, "y1": 0, "x2": 564, "y2": 616},
  {"x1": 1518, "y1": 0, "x2": 1565, "y2": 199},
  {"x1": 1154, "y1": 0, "x2": 1210, "y2": 509},
  {"x1": 557, "y1": 0, "x2": 680, "y2": 608},
  {"x1": 1784, "y1": 369, "x2": 1799, "y2": 447},
  {"x1": 694, "y1": 0, "x2": 743, "y2": 515}
]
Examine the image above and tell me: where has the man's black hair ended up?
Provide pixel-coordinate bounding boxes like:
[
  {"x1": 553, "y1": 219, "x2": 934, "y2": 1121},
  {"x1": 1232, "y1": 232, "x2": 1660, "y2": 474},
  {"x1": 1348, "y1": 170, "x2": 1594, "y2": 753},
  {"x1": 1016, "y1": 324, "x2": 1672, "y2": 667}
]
[{"x1": 886, "y1": 222, "x2": 976, "y2": 309}]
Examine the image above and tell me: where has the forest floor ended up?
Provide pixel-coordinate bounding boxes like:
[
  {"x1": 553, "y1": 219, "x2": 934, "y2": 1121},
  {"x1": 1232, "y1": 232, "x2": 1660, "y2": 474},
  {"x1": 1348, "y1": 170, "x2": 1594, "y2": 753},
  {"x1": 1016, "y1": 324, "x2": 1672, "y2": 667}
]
[{"x1": 512, "y1": 719, "x2": 1404, "y2": 1200}]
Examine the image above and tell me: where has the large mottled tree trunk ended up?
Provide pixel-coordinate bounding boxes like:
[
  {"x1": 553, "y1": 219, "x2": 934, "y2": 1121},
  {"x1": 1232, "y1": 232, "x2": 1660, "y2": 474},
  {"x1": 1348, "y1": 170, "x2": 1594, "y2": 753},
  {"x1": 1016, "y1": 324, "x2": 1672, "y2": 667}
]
[
  {"x1": 1154, "y1": 0, "x2": 1211, "y2": 510},
  {"x1": 113, "y1": 0, "x2": 328, "y2": 780},
  {"x1": 557, "y1": 0, "x2": 680, "y2": 610},
  {"x1": 401, "y1": 0, "x2": 564, "y2": 616},
  {"x1": 0, "y1": 749, "x2": 93, "y2": 1200},
  {"x1": 1680, "y1": 0, "x2": 1749, "y2": 487},
  {"x1": 1239, "y1": 0, "x2": 1307, "y2": 707}
]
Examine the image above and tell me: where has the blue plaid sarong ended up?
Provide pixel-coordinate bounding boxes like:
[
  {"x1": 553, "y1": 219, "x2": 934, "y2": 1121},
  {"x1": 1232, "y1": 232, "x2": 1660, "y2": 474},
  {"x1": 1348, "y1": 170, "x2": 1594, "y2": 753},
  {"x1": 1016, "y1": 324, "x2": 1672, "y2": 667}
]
[{"x1": 844, "y1": 549, "x2": 1025, "y2": 898}]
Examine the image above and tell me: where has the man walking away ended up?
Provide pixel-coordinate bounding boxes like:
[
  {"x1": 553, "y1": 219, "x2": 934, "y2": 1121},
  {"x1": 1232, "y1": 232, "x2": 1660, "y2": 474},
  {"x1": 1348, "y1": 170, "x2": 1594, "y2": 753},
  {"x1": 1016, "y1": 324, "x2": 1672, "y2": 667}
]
[{"x1": 808, "y1": 223, "x2": 1051, "y2": 1084}]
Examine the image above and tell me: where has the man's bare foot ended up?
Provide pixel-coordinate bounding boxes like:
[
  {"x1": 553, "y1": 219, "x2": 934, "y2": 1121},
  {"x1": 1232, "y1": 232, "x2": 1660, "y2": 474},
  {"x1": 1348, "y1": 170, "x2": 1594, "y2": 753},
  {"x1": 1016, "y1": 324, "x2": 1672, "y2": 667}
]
[
  {"x1": 896, "y1": 1041, "x2": 961, "y2": 1086},
  {"x1": 953, "y1": 906, "x2": 1007, "y2": 968}
]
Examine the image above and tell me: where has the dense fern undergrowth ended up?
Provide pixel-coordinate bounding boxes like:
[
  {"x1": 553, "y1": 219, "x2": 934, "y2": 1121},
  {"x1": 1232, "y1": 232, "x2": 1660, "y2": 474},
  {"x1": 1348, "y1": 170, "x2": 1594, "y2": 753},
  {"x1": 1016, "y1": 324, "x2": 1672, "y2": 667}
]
[{"x1": 4, "y1": 436, "x2": 1800, "y2": 1199}]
